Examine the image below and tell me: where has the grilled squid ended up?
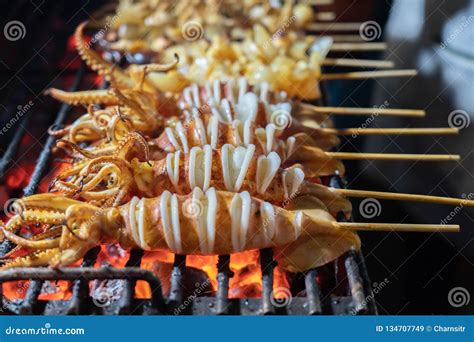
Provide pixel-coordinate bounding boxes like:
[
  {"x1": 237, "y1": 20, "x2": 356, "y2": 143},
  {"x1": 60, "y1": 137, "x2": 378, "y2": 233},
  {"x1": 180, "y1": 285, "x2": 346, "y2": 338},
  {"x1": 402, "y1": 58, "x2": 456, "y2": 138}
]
[
  {"x1": 178, "y1": 79, "x2": 337, "y2": 143},
  {"x1": 59, "y1": 111, "x2": 343, "y2": 180},
  {"x1": 48, "y1": 77, "x2": 337, "y2": 148},
  {"x1": 53, "y1": 144, "x2": 350, "y2": 215},
  {"x1": 155, "y1": 114, "x2": 340, "y2": 165},
  {"x1": 0, "y1": 192, "x2": 360, "y2": 272}
]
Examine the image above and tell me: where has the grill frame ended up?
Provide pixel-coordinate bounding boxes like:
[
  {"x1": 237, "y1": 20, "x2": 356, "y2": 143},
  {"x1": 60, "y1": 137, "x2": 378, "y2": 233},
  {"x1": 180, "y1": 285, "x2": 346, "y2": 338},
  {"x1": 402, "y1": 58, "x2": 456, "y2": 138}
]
[{"x1": 0, "y1": 21, "x2": 377, "y2": 317}]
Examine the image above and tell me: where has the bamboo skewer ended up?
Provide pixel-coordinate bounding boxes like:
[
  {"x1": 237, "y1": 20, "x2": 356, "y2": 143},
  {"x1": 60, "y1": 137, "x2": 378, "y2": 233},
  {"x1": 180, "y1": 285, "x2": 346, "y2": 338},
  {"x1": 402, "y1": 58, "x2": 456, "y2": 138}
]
[
  {"x1": 326, "y1": 35, "x2": 366, "y2": 42},
  {"x1": 333, "y1": 188, "x2": 474, "y2": 208},
  {"x1": 321, "y1": 58, "x2": 394, "y2": 69},
  {"x1": 320, "y1": 127, "x2": 459, "y2": 136},
  {"x1": 306, "y1": 22, "x2": 365, "y2": 32},
  {"x1": 337, "y1": 222, "x2": 460, "y2": 233},
  {"x1": 321, "y1": 69, "x2": 418, "y2": 81},
  {"x1": 316, "y1": 12, "x2": 336, "y2": 21},
  {"x1": 305, "y1": 0, "x2": 334, "y2": 6},
  {"x1": 330, "y1": 42, "x2": 387, "y2": 51},
  {"x1": 299, "y1": 104, "x2": 425, "y2": 117},
  {"x1": 327, "y1": 152, "x2": 460, "y2": 161}
]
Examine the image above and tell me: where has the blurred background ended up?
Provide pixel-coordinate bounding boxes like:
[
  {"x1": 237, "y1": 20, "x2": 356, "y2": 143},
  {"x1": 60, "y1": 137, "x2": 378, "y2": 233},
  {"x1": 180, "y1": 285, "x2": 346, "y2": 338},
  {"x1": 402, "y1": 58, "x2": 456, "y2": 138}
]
[
  {"x1": 324, "y1": 0, "x2": 473, "y2": 315},
  {"x1": 0, "y1": 0, "x2": 472, "y2": 314}
]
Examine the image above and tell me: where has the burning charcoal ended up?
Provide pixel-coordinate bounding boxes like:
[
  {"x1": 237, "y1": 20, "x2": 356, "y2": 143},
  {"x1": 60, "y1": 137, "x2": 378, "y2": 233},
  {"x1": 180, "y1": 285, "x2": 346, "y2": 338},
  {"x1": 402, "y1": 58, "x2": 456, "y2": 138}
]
[
  {"x1": 150, "y1": 261, "x2": 213, "y2": 298},
  {"x1": 40, "y1": 281, "x2": 61, "y2": 296},
  {"x1": 90, "y1": 279, "x2": 124, "y2": 308}
]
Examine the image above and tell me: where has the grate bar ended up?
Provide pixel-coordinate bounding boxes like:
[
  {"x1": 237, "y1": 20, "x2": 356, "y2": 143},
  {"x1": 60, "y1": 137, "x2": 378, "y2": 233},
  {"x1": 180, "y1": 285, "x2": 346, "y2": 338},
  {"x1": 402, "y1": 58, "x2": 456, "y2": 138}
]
[
  {"x1": 216, "y1": 255, "x2": 233, "y2": 314},
  {"x1": 353, "y1": 250, "x2": 378, "y2": 314},
  {"x1": 118, "y1": 249, "x2": 144, "y2": 314},
  {"x1": 0, "y1": 114, "x2": 30, "y2": 183},
  {"x1": 345, "y1": 252, "x2": 368, "y2": 314},
  {"x1": 168, "y1": 254, "x2": 186, "y2": 309},
  {"x1": 0, "y1": 267, "x2": 165, "y2": 311},
  {"x1": 304, "y1": 269, "x2": 323, "y2": 314},
  {"x1": 330, "y1": 175, "x2": 375, "y2": 314},
  {"x1": 22, "y1": 64, "x2": 85, "y2": 196},
  {"x1": 7, "y1": 64, "x2": 87, "y2": 315},
  {"x1": 259, "y1": 248, "x2": 276, "y2": 315},
  {"x1": 19, "y1": 279, "x2": 44, "y2": 315},
  {"x1": 67, "y1": 247, "x2": 101, "y2": 315}
]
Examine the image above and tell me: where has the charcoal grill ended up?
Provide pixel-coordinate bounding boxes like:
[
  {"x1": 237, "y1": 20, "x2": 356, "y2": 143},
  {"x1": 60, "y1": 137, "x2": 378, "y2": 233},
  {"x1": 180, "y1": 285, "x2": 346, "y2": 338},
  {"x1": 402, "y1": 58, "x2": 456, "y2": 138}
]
[{"x1": 0, "y1": 1, "x2": 377, "y2": 316}]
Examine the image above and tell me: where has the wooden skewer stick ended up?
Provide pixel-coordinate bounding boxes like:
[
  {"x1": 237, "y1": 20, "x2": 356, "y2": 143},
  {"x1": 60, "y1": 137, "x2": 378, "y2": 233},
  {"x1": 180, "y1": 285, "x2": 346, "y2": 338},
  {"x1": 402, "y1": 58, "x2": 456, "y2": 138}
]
[
  {"x1": 327, "y1": 152, "x2": 460, "y2": 161},
  {"x1": 333, "y1": 188, "x2": 474, "y2": 208},
  {"x1": 325, "y1": 35, "x2": 366, "y2": 42},
  {"x1": 316, "y1": 12, "x2": 336, "y2": 21},
  {"x1": 302, "y1": 0, "x2": 334, "y2": 6},
  {"x1": 320, "y1": 127, "x2": 458, "y2": 136},
  {"x1": 299, "y1": 104, "x2": 425, "y2": 117},
  {"x1": 306, "y1": 22, "x2": 365, "y2": 32},
  {"x1": 322, "y1": 58, "x2": 394, "y2": 69},
  {"x1": 337, "y1": 222, "x2": 460, "y2": 233},
  {"x1": 321, "y1": 69, "x2": 418, "y2": 81},
  {"x1": 330, "y1": 42, "x2": 387, "y2": 51}
]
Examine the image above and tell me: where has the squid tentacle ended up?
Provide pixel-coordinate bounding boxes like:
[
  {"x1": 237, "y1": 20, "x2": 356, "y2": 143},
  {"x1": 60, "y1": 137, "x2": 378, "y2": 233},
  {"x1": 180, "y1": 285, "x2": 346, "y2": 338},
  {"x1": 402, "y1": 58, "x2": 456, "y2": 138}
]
[{"x1": 45, "y1": 88, "x2": 119, "y2": 106}]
